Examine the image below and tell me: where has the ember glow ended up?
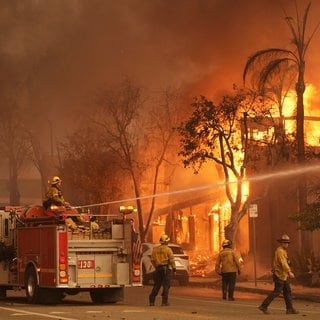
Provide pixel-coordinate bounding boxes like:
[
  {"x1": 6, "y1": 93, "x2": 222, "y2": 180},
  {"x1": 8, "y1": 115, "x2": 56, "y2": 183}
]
[
  {"x1": 304, "y1": 84, "x2": 320, "y2": 146},
  {"x1": 277, "y1": 84, "x2": 320, "y2": 146},
  {"x1": 192, "y1": 80, "x2": 320, "y2": 273}
]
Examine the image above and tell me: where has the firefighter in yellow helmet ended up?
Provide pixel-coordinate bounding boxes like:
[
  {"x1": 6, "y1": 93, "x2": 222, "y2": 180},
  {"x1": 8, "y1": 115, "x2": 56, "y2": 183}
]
[
  {"x1": 42, "y1": 176, "x2": 69, "y2": 210},
  {"x1": 215, "y1": 239, "x2": 241, "y2": 301},
  {"x1": 259, "y1": 234, "x2": 298, "y2": 315},
  {"x1": 149, "y1": 234, "x2": 176, "y2": 306}
]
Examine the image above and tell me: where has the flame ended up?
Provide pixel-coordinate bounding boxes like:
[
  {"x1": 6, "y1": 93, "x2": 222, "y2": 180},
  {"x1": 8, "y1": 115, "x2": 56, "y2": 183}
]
[
  {"x1": 282, "y1": 90, "x2": 296, "y2": 117},
  {"x1": 304, "y1": 84, "x2": 320, "y2": 146},
  {"x1": 304, "y1": 84, "x2": 320, "y2": 116},
  {"x1": 250, "y1": 84, "x2": 320, "y2": 145},
  {"x1": 281, "y1": 90, "x2": 296, "y2": 135},
  {"x1": 150, "y1": 84, "x2": 320, "y2": 272},
  {"x1": 207, "y1": 84, "x2": 320, "y2": 253}
]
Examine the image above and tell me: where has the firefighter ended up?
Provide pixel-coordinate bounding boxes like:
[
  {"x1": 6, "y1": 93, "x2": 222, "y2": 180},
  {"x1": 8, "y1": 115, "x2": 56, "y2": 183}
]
[
  {"x1": 43, "y1": 176, "x2": 70, "y2": 210},
  {"x1": 149, "y1": 234, "x2": 176, "y2": 306},
  {"x1": 90, "y1": 216, "x2": 100, "y2": 231},
  {"x1": 215, "y1": 239, "x2": 241, "y2": 301},
  {"x1": 258, "y1": 234, "x2": 299, "y2": 315}
]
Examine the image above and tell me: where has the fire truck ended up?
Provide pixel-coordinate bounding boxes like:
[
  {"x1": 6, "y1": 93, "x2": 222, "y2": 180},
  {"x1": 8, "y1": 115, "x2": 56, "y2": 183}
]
[{"x1": 0, "y1": 205, "x2": 142, "y2": 304}]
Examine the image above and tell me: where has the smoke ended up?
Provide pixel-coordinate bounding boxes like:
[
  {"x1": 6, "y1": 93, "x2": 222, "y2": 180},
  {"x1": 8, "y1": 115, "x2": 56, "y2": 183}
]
[{"x1": 1, "y1": 0, "x2": 320, "y2": 133}]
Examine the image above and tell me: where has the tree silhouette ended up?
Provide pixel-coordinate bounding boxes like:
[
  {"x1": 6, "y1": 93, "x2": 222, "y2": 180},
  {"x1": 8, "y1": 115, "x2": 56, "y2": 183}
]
[
  {"x1": 243, "y1": 2, "x2": 319, "y2": 252},
  {"x1": 243, "y1": 1, "x2": 319, "y2": 164},
  {"x1": 0, "y1": 76, "x2": 31, "y2": 205},
  {"x1": 178, "y1": 92, "x2": 250, "y2": 244},
  {"x1": 79, "y1": 79, "x2": 181, "y2": 242},
  {"x1": 59, "y1": 127, "x2": 123, "y2": 209}
]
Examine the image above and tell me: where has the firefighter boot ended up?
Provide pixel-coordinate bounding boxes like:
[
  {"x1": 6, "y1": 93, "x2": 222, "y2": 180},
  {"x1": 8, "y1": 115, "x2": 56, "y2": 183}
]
[
  {"x1": 161, "y1": 298, "x2": 169, "y2": 306},
  {"x1": 149, "y1": 295, "x2": 155, "y2": 306},
  {"x1": 222, "y1": 290, "x2": 227, "y2": 300}
]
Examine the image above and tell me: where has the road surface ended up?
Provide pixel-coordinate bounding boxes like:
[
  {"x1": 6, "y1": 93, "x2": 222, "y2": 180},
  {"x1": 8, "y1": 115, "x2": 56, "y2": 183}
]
[{"x1": 0, "y1": 284, "x2": 318, "y2": 320}]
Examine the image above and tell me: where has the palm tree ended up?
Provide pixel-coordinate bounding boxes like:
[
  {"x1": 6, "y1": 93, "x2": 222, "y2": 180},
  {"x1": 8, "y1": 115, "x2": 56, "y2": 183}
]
[
  {"x1": 243, "y1": 1, "x2": 319, "y2": 163},
  {"x1": 243, "y1": 2, "x2": 319, "y2": 252}
]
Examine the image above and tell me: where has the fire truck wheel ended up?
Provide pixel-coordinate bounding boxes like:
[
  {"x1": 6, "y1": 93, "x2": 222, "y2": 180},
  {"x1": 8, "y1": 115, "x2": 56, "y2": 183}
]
[{"x1": 25, "y1": 266, "x2": 41, "y2": 304}]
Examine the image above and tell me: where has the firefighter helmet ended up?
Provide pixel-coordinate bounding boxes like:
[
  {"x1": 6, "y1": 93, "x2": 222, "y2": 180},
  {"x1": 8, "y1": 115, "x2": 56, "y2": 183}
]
[
  {"x1": 277, "y1": 234, "x2": 290, "y2": 243},
  {"x1": 160, "y1": 234, "x2": 170, "y2": 244},
  {"x1": 51, "y1": 176, "x2": 62, "y2": 185},
  {"x1": 222, "y1": 239, "x2": 232, "y2": 247}
]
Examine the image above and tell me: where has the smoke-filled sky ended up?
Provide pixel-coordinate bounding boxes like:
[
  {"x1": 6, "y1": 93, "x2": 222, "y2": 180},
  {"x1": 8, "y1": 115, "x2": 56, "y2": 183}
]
[{"x1": 1, "y1": 0, "x2": 320, "y2": 133}]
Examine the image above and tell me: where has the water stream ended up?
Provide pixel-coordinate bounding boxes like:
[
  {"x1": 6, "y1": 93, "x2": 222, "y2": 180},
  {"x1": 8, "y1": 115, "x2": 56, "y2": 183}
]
[{"x1": 74, "y1": 164, "x2": 320, "y2": 210}]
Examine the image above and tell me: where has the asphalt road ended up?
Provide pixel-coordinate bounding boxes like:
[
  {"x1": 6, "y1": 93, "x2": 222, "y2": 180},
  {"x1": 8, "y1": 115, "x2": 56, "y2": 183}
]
[{"x1": 0, "y1": 285, "x2": 318, "y2": 320}]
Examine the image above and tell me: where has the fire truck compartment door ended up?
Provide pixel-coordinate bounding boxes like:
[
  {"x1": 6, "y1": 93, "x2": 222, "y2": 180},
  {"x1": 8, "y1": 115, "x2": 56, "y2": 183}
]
[{"x1": 77, "y1": 253, "x2": 113, "y2": 285}]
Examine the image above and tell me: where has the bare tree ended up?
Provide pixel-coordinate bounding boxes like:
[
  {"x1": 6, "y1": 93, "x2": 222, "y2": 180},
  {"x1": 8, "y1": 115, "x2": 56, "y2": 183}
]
[
  {"x1": 89, "y1": 79, "x2": 181, "y2": 242},
  {"x1": 142, "y1": 88, "x2": 182, "y2": 240},
  {"x1": 0, "y1": 95, "x2": 31, "y2": 205},
  {"x1": 59, "y1": 126, "x2": 124, "y2": 209}
]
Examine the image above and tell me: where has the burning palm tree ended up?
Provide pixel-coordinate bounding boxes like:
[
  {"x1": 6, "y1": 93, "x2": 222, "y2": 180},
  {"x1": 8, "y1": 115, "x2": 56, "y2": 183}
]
[
  {"x1": 243, "y1": 1, "x2": 319, "y2": 252},
  {"x1": 243, "y1": 1, "x2": 319, "y2": 164}
]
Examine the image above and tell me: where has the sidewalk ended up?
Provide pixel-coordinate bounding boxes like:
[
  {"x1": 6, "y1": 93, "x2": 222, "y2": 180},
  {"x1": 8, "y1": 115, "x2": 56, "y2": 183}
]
[{"x1": 189, "y1": 276, "x2": 320, "y2": 303}]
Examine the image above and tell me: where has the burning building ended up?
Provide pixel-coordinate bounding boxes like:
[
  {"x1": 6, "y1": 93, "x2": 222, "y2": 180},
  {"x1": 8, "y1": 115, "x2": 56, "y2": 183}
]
[{"x1": 149, "y1": 84, "x2": 320, "y2": 280}]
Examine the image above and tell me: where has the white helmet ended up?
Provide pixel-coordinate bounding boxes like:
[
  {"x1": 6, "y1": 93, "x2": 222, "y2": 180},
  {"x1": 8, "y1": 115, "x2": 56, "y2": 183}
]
[{"x1": 277, "y1": 234, "x2": 290, "y2": 243}]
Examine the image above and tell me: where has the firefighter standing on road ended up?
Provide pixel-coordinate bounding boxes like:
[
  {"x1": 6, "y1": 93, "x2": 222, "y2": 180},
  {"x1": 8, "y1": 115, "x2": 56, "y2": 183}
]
[
  {"x1": 258, "y1": 234, "x2": 299, "y2": 315},
  {"x1": 215, "y1": 239, "x2": 241, "y2": 301},
  {"x1": 149, "y1": 234, "x2": 176, "y2": 306},
  {"x1": 43, "y1": 176, "x2": 69, "y2": 210}
]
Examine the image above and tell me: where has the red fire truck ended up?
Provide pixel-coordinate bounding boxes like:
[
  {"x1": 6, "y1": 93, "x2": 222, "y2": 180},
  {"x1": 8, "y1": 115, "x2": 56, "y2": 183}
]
[{"x1": 0, "y1": 205, "x2": 142, "y2": 304}]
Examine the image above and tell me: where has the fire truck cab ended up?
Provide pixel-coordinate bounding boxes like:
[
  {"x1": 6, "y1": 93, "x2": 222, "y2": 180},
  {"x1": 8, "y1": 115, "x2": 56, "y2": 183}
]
[{"x1": 0, "y1": 205, "x2": 142, "y2": 304}]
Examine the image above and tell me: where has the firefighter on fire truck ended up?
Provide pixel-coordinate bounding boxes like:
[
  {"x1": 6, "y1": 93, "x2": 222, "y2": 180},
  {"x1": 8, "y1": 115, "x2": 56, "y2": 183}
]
[{"x1": 42, "y1": 176, "x2": 70, "y2": 210}]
